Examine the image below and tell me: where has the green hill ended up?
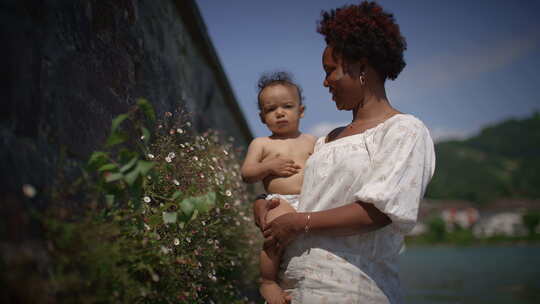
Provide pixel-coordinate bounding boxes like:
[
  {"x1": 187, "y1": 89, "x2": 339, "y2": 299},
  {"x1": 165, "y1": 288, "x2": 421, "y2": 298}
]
[{"x1": 425, "y1": 112, "x2": 540, "y2": 203}]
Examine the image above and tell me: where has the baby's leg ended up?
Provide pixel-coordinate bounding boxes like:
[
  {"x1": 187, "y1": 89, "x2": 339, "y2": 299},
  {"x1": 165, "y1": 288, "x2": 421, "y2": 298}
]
[{"x1": 260, "y1": 198, "x2": 296, "y2": 304}]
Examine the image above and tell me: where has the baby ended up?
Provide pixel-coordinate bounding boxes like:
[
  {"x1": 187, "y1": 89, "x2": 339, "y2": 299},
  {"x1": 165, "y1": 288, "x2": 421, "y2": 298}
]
[{"x1": 241, "y1": 71, "x2": 316, "y2": 304}]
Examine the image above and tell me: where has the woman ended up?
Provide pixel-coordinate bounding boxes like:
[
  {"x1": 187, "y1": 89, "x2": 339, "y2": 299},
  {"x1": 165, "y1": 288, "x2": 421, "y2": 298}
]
[{"x1": 253, "y1": 2, "x2": 435, "y2": 303}]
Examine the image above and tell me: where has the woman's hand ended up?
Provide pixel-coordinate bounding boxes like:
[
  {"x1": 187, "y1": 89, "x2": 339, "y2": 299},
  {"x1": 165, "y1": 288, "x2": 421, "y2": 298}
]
[
  {"x1": 263, "y1": 212, "x2": 305, "y2": 250},
  {"x1": 253, "y1": 198, "x2": 280, "y2": 231}
]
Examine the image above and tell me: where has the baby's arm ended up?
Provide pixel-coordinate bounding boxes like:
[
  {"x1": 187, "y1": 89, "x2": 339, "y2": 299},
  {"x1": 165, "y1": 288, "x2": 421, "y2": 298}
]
[{"x1": 241, "y1": 138, "x2": 300, "y2": 183}]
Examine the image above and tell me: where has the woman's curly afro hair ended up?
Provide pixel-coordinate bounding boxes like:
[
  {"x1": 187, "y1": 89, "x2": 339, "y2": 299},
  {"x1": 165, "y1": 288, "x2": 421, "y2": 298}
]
[{"x1": 317, "y1": 1, "x2": 406, "y2": 80}]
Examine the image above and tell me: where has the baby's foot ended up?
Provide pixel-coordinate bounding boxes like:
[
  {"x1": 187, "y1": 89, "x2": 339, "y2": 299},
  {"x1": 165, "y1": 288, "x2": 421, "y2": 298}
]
[{"x1": 260, "y1": 281, "x2": 288, "y2": 304}]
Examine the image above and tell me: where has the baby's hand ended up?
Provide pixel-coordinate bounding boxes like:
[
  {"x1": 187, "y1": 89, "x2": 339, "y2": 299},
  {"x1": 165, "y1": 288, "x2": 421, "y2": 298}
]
[{"x1": 266, "y1": 155, "x2": 301, "y2": 177}]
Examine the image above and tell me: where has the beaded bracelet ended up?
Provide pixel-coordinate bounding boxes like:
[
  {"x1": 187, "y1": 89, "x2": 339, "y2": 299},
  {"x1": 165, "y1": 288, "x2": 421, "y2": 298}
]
[
  {"x1": 304, "y1": 213, "x2": 311, "y2": 233},
  {"x1": 255, "y1": 193, "x2": 268, "y2": 200}
]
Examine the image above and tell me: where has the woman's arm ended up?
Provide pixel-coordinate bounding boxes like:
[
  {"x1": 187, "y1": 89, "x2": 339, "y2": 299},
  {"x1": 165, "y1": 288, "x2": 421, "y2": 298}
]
[{"x1": 262, "y1": 201, "x2": 391, "y2": 248}]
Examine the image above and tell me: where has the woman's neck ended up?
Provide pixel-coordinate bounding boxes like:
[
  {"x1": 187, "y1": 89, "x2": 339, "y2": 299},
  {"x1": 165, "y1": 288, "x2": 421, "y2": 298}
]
[{"x1": 351, "y1": 82, "x2": 396, "y2": 123}]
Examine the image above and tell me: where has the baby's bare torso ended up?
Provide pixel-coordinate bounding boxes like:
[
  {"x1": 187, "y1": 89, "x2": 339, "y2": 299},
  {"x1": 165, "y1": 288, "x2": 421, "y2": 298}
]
[{"x1": 261, "y1": 134, "x2": 315, "y2": 195}]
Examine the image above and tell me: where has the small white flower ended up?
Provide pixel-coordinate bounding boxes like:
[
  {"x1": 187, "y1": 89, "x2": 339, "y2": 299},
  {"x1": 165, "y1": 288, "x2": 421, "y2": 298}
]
[
  {"x1": 193, "y1": 156, "x2": 198, "y2": 161},
  {"x1": 152, "y1": 273, "x2": 160, "y2": 282},
  {"x1": 199, "y1": 173, "x2": 205, "y2": 179},
  {"x1": 165, "y1": 157, "x2": 172, "y2": 163},
  {"x1": 168, "y1": 152, "x2": 176, "y2": 159},
  {"x1": 174, "y1": 238, "x2": 180, "y2": 246},
  {"x1": 180, "y1": 144, "x2": 185, "y2": 148},
  {"x1": 144, "y1": 223, "x2": 151, "y2": 230},
  {"x1": 184, "y1": 142, "x2": 190, "y2": 147},
  {"x1": 140, "y1": 135, "x2": 145, "y2": 140},
  {"x1": 186, "y1": 237, "x2": 191, "y2": 243},
  {"x1": 22, "y1": 184, "x2": 37, "y2": 198},
  {"x1": 160, "y1": 246, "x2": 170, "y2": 254},
  {"x1": 143, "y1": 196, "x2": 151, "y2": 203},
  {"x1": 190, "y1": 147, "x2": 195, "y2": 152},
  {"x1": 147, "y1": 153, "x2": 155, "y2": 159},
  {"x1": 212, "y1": 157, "x2": 218, "y2": 163},
  {"x1": 235, "y1": 221, "x2": 240, "y2": 226},
  {"x1": 198, "y1": 262, "x2": 202, "y2": 267},
  {"x1": 231, "y1": 260, "x2": 235, "y2": 266},
  {"x1": 207, "y1": 239, "x2": 213, "y2": 245},
  {"x1": 176, "y1": 128, "x2": 184, "y2": 134},
  {"x1": 201, "y1": 220, "x2": 206, "y2": 226},
  {"x1": 211, "y1": 275, "x2": 217, "y2": 282},
  {"x1": 225, "y1": 190, "x2": 232, "y2": 197},
  {"x1": 209, "y1": 165, "x2": 214, "y2": 170},
  {"x1": 186, "y1": 122, "x2": 192, "y2": 127},
  {"x1": 223, "y1": 150, "x2": 228, "y2": 155},
  {"x1": 173, "y1": 179, "x2": 180, "y2": 186}
]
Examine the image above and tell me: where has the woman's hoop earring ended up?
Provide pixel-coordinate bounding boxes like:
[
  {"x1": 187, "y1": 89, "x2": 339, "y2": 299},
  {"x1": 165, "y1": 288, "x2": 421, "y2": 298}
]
[{"x1": 359, "y1": 71, "x2": 366, "y2": 85}]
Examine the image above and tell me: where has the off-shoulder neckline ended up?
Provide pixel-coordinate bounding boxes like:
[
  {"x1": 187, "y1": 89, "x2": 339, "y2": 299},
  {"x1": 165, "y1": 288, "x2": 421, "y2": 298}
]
[{"x1": 322, "y1": 113, "x2": 412, "y2": 145}]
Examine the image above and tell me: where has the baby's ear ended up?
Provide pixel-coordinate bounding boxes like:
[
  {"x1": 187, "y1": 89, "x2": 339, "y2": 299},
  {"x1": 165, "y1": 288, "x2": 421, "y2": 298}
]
[
  {"x1": 259, "y1": 112, "x2": 266, "y2": 124},
  {"x1": 299, "y1": 104, "x2": 305, "y2": 118}
]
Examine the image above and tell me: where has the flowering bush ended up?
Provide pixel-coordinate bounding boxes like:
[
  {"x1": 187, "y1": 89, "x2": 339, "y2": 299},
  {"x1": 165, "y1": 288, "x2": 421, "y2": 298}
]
[{"x1": 43, "y1": 99, "x2": 260, "y2": 303}]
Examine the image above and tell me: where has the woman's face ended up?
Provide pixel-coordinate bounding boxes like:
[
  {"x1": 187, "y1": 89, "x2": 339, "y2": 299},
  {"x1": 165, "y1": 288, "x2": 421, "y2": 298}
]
[{"x1": 322, "y1": 46, "x2": 365, "y2": 111}]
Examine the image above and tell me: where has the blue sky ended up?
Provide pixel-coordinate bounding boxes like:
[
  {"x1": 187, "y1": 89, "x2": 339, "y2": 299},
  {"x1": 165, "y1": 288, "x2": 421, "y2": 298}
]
[{"x1": 195, "y1": 0, "x2": 540, "y2": 141}]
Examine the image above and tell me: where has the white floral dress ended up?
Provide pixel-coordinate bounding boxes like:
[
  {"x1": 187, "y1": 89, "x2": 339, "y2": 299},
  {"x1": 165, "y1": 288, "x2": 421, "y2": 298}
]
[{"x1": 278, "y1": 114, "x2": 436, "y2": 303}]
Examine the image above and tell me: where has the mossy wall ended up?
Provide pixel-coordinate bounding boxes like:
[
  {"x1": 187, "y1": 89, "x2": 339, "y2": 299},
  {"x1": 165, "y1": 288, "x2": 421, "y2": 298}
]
[{"x1": 0, "y1": 0, "x2": 252, "y2": 241}]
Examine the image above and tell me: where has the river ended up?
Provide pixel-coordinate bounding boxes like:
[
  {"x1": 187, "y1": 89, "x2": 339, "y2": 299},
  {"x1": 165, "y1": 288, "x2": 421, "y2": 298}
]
[{"x1": 399, "y1": 245, "x2": 540, "y2": 303}]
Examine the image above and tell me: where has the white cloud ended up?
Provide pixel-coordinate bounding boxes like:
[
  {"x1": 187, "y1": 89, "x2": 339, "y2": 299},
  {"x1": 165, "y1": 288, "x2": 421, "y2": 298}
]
[
  {"x1": 429, "y1": 127, "x2": 476, "y2": 143},
  {"x1": 307, "y1": 121, "x2": 347, "y2": 138},
  {"x1": 403, "y1": 32, "x2": 540, "y2": 92}
]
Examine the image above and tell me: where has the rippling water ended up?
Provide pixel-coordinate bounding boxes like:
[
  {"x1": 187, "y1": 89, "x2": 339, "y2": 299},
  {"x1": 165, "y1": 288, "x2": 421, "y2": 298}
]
[{"x1": 398, "y1": 245, "x2": 540, "y2": 304}]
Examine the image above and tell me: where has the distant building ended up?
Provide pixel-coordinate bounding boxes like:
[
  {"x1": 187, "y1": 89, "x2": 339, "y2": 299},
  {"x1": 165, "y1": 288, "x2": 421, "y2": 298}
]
[
  {"x1": 441, "y1": 207, "x2": 479, "y2": 230},
  {"x1": 473, "y1": 212, "x2": 527, "y2": 237}
]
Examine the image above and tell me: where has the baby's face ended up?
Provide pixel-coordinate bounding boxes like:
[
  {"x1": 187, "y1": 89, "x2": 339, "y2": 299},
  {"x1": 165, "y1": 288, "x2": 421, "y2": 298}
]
[{"x1": 259, "y1": 84, "x2": 304, "y2": 136}]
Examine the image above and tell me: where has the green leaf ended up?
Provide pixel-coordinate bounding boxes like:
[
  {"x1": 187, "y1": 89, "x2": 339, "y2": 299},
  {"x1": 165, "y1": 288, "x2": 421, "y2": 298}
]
[
  {"x1": 141, "y1": 126, "x2": 150, "y2": 145},
  {"x1": 88, "y1": 151, "x2": 108, "y2": 166},
  {"x1": 147, "y1": 215, "x2": 161, "y2": 226},
  {"x1": 105, "y1": 173, "x2": 123, "y2": 183},
  {"x1": 106, "y1": 132, "x2": 128, "y2": 147},
  {"x1": 98, "y1": 163, "x2": 117, "y2": 172},
  {"x1": 194, "y1": 192, "x2": 217, "y2": 213},
  {"x1": 105, "y1": 194, "x2": 115, "y2": 207},
  {"x1": 137, "y1": 160, "x2": 154, "y2": 175},
  {"x1": 111, "y1": 113, "x2": 129, "y2": 133},
  {"x1": 190, "y1": 209, "x2": 199, "y2": 221},
  {"x1": 171, "y1": 190, "x2": 182, "y2": 200},
  {"x1": 159, "y1": 202, "x2": 176, "y2": 212},
  {"x1": 162, "y1": 212, "x2": 177, "y2": 224},
  {"x1": 120, "y1": 157, "x2": 138, "y2": 173},
  {"x1": 137, "y1": 98, "x2": 156, "y2": 121},
  {"x1": 124, "y1": 169, "x2": 140, "y2": 186},
  {"x1": 179, "y1": 197, "x2": 195, "y2": 218}
]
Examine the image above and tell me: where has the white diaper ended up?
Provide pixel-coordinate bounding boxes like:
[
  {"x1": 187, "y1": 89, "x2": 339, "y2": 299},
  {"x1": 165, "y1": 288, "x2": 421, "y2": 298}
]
[{"x1": 266, "y1": 193, "x2": 300, "y2": 210}]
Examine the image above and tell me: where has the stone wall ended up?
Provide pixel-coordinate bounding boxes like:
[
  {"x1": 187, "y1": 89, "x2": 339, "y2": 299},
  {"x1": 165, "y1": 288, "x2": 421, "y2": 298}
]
[{"x1": 0, "y1": 0, "x2": 252, "y2": 241}]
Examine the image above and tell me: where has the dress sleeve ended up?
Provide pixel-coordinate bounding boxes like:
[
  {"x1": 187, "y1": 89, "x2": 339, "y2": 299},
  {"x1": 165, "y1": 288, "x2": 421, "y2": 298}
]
[{"x1": 353, "y1": 121, "x2": 435, "y2": 234}]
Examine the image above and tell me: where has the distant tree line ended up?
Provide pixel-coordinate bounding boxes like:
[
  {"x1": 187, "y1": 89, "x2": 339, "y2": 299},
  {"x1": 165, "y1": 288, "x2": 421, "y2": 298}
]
[{"x1": 426, "y1": 112, "x2": 540, "y2": 204}]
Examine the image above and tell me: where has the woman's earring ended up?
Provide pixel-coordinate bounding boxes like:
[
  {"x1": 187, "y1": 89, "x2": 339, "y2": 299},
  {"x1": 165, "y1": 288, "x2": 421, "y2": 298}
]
[{"x1": 359, "y1": 71, "x2": 366, "y2": 85}]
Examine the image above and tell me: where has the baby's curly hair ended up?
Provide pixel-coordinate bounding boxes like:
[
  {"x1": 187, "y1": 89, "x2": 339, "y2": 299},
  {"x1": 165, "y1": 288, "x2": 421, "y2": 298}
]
[
  {"x1": 317, "y1": 1, "x2": 406, "y2": 80},
  {"x1": 256, "y1": 71, "x2": 304, "y2": 111}
]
